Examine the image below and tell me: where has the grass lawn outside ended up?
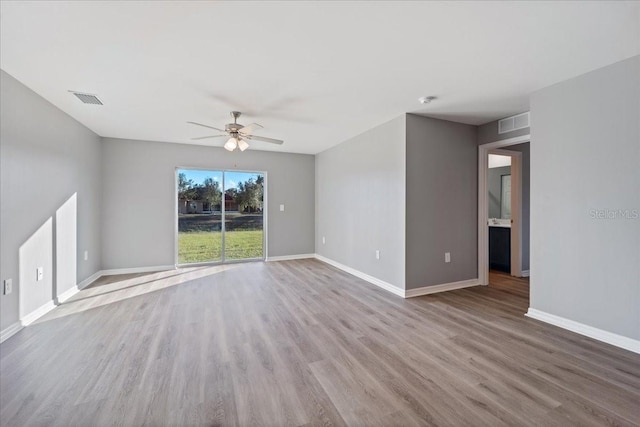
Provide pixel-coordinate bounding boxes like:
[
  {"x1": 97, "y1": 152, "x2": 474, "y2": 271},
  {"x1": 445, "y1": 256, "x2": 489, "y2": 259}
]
[{"x1": 178, "y1": 230, "x2": 264, "y2": 264}]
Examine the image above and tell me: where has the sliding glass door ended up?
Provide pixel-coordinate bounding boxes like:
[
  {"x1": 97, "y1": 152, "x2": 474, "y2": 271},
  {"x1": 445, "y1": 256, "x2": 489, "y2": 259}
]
[
  {"x1": 177, "y1": 169, "x2": 223, "y2": 264},
  {"x1": 223, "y1": 171, "x2": 265, "y2": 261},
  {"x1": 177, "y1": 169, "x2": 264, "y2": 265}
]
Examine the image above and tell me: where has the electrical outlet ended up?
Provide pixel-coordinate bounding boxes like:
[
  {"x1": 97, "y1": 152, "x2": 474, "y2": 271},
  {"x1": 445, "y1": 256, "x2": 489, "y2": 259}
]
[
  {"x1": 3, "y1": 279, "x2": 12, "y2": 295},
  {"x1": 322, "y1": 236, "x2": 326, "y2": 244},
  {"x1": 84, "y1": 250, "x2": 89, "y2": 261},
  {"x1": 375, "y1": 250, "x2": 380, "y2": 260},
  {"x1": 36, "y1": 267, "x2": 44, "y2": 281},
  {"x1": 445, "y1": 252, "x2": 451, "y2": 263}
]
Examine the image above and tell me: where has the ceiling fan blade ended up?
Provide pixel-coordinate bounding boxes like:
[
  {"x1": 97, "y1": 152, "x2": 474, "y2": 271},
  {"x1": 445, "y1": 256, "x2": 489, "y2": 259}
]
[
  {"x1": 186, "y1": 121, "x2": 226, "y2": 132},
  {"x1": 239, "y1": 123, "x2": 263, "y2": 135},
  {"x1": 191, "y1": 134, "x2": 227, "y2": 140},
  {"x1": 248, "y1": 135, "x2": 284, "y2": 145}
]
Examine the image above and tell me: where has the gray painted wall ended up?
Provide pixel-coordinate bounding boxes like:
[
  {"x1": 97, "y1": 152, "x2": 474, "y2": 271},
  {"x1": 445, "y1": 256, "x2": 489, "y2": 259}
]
[
  {"x1": 1, "y1": 70, "x2": 102, "y2": 330},
  {"x1": 101, "y1": 138, "x2": 315, "y2": 269},
  {"x1": 530, "y1": 55, "x2": 640, "y2": 340},
  {"x1": 488, "y1": 166, "x2": 511, "y2": 219},
  {"x1": 315, "y1": 116, "x2": 406, "y2": 289},
  {"x1": 405, "y1": 114, "x2": 478, "y2": 289}
]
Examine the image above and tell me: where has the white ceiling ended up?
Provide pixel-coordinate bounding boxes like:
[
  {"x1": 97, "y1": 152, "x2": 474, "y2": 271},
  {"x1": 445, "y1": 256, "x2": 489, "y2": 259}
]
[{"x1": 1, "y1": 1, "x2": 638, "y2": 154}]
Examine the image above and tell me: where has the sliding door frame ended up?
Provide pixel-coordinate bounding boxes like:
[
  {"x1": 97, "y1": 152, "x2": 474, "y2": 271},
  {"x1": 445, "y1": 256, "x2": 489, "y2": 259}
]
[{"x1": 174, "y1": 167, "x2": 268, "y2": 267}]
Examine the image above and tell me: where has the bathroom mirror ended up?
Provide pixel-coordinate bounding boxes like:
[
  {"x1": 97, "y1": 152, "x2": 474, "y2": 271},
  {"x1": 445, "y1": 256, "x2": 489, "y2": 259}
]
[
  {"x1": 500, "y1": 174, "x2": 511, "y2": 219},
  {"x1": 488, "y1": 154, "x2": 512, "y2": 220}
]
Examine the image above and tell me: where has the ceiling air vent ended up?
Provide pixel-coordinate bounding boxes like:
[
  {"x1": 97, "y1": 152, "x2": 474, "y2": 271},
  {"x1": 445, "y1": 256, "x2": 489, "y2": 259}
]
[
  {"x1": 69, "y1": 91, "x2": 103, "y2": 105},
  {"x1": 498, "y1": 112, "x2": 529, "y2": 134}
]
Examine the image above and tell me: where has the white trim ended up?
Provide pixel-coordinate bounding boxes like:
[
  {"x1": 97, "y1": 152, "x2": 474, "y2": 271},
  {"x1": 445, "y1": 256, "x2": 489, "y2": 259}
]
[
  {"x1": 405, "y1": 278, "x2": 480, "y2": 298},
  {"x1": 521, "y1": 270, "x2": 530, "y2": 277},
  {"x1": 2, "y1": 269, "x2": 103, "y2": 343},
  {"x1": 267, "y1": 254, "x2": 315, "y2": 262},
  {"x1": 77, "y1": 270, "x2": 103, "y2": 290},
  {"x1": 0, "y1": 322, "x2": 23, "y2": 343},
  {"x1": 174, "y1": 168, "x2": 179, "y2": 266},
  {"x1": 57, "y1": 268, "x2": 103, "y2": 302},
  {"x1": 71, "y1": 266, "x2": 174, "y2": 295},
  {"x1": 61, "y1": 266, "x2": 163, "y2": 304},
  {"x1": 526, "y1": 308, "x2": 640, "y2": 354},
  {"x1": 314, "y1": 254, "x2": 405, "y2": 298},
  {"x1": 100, "y1": 265, "x2": 176, "y2": 276},
  {"x1": 4, "y1": 265, "x2": 176, "y2": 342},
  {"x1": 314, "y1": 254, "x2": 480, "y2": 299},
  {"x1": 493, "y1": 148, "x2": 523, "y2": 277},
  {"x1": 20, "y1": 300, "x2": 56, "y2": 326},
  {"x1": 57, "y1": 286, "x2": 79, "y2": 303},
  {"x1": 478, "y1": 143, "x2": 489, "y2": 285},
  {"x1": 513, "y1": 151, "x2": 523, "y2": 277},
  {"x1": 478, "y1": 134, "x2": 530, "y2": 286},
  {"x1": 264, "y1": 172, "x2": 268, "y2": 261},
  {"x1": 480, "y1": 134, "x2": 531, "y2": 151}
]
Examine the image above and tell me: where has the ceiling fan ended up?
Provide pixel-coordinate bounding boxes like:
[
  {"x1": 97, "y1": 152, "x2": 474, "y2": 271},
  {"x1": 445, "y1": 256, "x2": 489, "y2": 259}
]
[{"x1": 187, "y1": 111, "x2": 284, "y2": 152}]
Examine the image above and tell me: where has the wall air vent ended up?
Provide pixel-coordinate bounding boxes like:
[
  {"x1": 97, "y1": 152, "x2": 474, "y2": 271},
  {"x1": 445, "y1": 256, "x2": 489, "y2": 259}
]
[
  {"x1": 69, "y1": 91, "x2": 103, "y2": 105},
  {"x1": 498, "y1": 112, "x2": 529, "y2": 134}
]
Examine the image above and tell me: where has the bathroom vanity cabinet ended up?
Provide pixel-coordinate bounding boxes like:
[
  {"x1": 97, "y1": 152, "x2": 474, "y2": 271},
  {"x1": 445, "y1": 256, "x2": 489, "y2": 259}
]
[{"x1": 489, "y1": 225, "x2": 511, "y2": 273}]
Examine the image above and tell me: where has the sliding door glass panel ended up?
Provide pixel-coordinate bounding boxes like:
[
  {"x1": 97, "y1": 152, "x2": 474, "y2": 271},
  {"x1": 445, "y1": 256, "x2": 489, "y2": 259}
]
[
  {"x1": 177, "y1": 169, "x2": 223, "y2": 264},
  {"x1": 224, "y1": 171, "x2": 264, "y2": 260}
]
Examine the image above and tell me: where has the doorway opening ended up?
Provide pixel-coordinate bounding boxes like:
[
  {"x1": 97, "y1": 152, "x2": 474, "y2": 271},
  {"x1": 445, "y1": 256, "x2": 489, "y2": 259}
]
[
  {"x1": 176, "y1": 168, "x2": 266, "y2": 265},
  {"x1": 478, "y1": 135, "x2": 530, "y2": 288},
  {"x1": 487, "y1": 149, "x2": 521, "y2": 275}
]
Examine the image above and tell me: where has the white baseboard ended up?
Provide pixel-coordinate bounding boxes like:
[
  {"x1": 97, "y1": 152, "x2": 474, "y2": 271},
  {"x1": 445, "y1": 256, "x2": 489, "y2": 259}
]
[
  {"x1": 57, "y1": 270, "x2": 104, "y2": 303},
  {"x1": 62, "y1": 266, "x2": 160, "y2": 302},
  {"x1": 521, "y1": 270, "x2": 530, "y2": 277},
  {"x1": 2, "y1": 265, "x2": 176, "y2": 344},
  {"x1": 2, "y1": 270, "x2": 103, "y2": 343},
  {"x1": 57, "y1": 285, "x2": 79, "y2": 303},
  {"x1": 20, "y1": 300, "x2": 56, "y2": 326},
  {"x1": 405, "y1": 278, "x2": 480, "y2": 298},
  {"x1": 313, "y1": 255, "x2": 481, "y2": 299},
  {"x1": 526, "y1": 308, "x2": 640, "y2": 354},
  {"x1": 100, "y1": 265, "x2": 176, "y2": 276},
  {"x1": 0, "y1": 322, "x2": 23, "y2": 343},
  {"x1": 77, "y1": 270, "x2": 103, "y2": 290},
  {"x1": 267, "y1": 254, "x2": 315, "y2": 262},
  {"x1": 314, "y1": 254, "x2": 405, "y2": 298}
]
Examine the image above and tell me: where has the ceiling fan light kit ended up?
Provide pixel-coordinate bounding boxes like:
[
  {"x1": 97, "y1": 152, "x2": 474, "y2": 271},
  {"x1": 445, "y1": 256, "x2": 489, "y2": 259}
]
[
  {"x1": 188, "y1": 111, "x2": 284, "y2": 152},
  {"x1": 224, "y1": 137, "x2": 238, "y2": 151},
  {"x1": 237, "y1": 139, "x2": 249, "y2": 151}
]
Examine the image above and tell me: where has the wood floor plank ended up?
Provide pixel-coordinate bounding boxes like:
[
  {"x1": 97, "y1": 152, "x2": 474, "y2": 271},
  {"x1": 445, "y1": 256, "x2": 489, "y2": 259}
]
[{"x1": 1, "y1": 261, "x2": 639, "y2": 426}]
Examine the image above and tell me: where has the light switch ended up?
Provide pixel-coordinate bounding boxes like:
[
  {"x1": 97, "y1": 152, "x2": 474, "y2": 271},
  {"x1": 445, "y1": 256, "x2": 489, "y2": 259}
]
[
  {"x1": 36, "y1": 267, "x2": 44, "y2": 281},
  {"x1": 445, "y1": 252, "x2": 451, "y2": 263},
  {"x1": 280, "y1": 204, "x2": 285, "y2": 212}
]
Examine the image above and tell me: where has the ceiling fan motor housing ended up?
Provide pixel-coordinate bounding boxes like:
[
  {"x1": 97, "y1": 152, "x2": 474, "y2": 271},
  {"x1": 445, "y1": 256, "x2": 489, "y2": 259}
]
[
  {"x1": 225, "y1": 123, "x2": 243, "y2": 132},
  {"x1": 187, "y1": 110, "x2": 283, "y2": 146}
]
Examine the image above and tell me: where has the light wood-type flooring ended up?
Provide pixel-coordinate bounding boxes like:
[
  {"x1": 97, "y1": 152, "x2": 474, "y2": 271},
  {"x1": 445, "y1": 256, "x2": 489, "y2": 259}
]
[{"x1": 1, "y1": 260, "x2": 639, "y2": 426}]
